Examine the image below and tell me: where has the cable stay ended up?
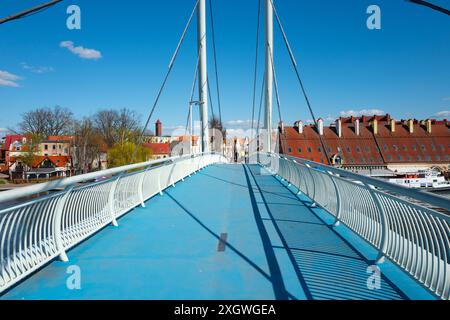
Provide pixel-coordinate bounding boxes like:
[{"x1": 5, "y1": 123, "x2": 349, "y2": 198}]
[
  {"x1": 130, "y1": 0, "x2": 200, "y2": 163},
  {"x1": 269, "y1": 0, "x2": 331, "y2": 164},
  {"x1": 208, "y1": 0, "x2": 223, "y2": 124},
  {"x1": 207, "y1": 77, "x2": 216, "y2": 120},
  {"x1": 251, "y1": 0, "x2": 262, "y2": 144},
  {"x1": 267, "y1": 43, "x2": 289, "y2": 154}
]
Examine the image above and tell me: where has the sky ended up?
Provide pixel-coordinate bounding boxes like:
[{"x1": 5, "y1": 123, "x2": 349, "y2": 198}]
[{"x1": 0, "y1": 0, "x2": 449, "y2": 137}]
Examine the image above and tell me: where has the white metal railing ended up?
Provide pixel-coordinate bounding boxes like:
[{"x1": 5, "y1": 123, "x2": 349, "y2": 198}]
[
  {"x1": 0, "y1": 153, "x2": 226, "y2": 294},
  {"x1": 256, "y1": 153, "x2": 450, "y2": 300}
]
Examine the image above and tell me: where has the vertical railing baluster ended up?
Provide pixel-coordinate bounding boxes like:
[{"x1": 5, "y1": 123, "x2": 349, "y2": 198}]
[
  {"x1": 305, "y1": 163, "x2": 316, "y2": 208},
  {"x1": 138, "y1": 167, "x2": 150, "y2": 208},
  {"x1": 54, "y1": 185, "x2": 74, "y2": 262},
  {"x1": 328, "y1": 173, "x2": 342, "y2": 227},
  {"x1": 365, "y1": 184, "x2": 388, "y2": 263},
  {"x1": 108, "y1": 177, "x2": 120, "y2": 227}
]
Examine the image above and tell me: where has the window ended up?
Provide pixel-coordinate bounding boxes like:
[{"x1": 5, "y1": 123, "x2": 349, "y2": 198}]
[
  {"x1": 288, "y1": 148, "x2": 292, "y2": 153},
  {"x1": 417, "y1": 155, "x2": 422, "y2": 161},
  {"x1": 440, "y1": 145, "x2": 445, "y2": 151},
  {"x1": 346, "y1": 147, "x2": 351, "y2": 153},
  {"x1": 412, "y1": 145, "x2": 417, "y2": 151},
  {"x1": 393, "y1": 145, "x2": 398, "y2": 151},
  {"x1": 436, "y1": 155, "x2": 441, "y2": 161},
  {"x1": 44, "y1": 145, "x2": 48, "y2": 150},
  {"x1": 387, "y1": 155, "x2": 393, "y2": 161},
  {"x1": 426, "y1": 155, "x2": 431, "y2": 161},
  {"x1": 318, "y1": 147, "x2": 322, "y2": 153},
  {"x1": 356, "y1": 146, "x2": 361, "y2": 153},
  {"x1": 360, "y1": 157, "x2": 366, "y2": 163},
  {"x1": 431, "y1": 144, "x2": 436, "y2": 151},
  {"x1": 307, "y1": 147, "x2": 312, "y2": 153},
  {"x1": 383, "y1": 144, "x2": 388, "y2": 151},
  {"x1": 298, "y1": 148, "x2": 302, "y2": 153},
  {"x1": 365, "y1": 146, "x2": 370, "y2": 153},
  {"x1": 402, "y1": 145, "x2": 407, "y2": 151},
  {"x1": 398, "y1": 155, "x2": 403, "y2": 161},
  {"x1": 327, "y1": 147, "x2": 332, "y2": 153},
  {"x1": 52, "y1": 145, "x2": 56, "y2": 150},
  {"x1": 421, "y1": 145, "x2": 426, "y2": 151},
  {"x1": 16, "y1": 147, "x2": 20, "y2": 151},
  {"x1": 407, "y1": 155, "x2": 412, "y2": 161}
]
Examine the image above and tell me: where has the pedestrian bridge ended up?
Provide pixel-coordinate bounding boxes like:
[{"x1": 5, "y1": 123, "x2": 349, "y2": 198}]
[{"x1": 0, "y1": 153, "x2": 449, "y2": 300}]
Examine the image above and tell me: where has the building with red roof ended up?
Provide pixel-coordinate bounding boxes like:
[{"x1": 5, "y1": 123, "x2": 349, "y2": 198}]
[
  {"x1": 279, "y1": 114, "x2": 450, "y2": 173},
  {"x1": 143, "y1": 142, "x2": 170, "y2": 159},
  {"x1": 4, "y1": 134, "x2": 73, "y2": 181}
]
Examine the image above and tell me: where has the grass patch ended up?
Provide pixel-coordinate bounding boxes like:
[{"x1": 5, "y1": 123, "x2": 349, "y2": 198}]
[{"x1": 0, "y1": 179, "x2": 8, "y2": 185}]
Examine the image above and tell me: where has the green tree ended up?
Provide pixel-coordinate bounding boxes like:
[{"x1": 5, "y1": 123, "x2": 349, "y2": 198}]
[
  {"x1": 18, "y1": 134, "x2": 43, "y2": 172},
  {"x1": 107, "y1": 141, "x2": 152, "y2": 168}
]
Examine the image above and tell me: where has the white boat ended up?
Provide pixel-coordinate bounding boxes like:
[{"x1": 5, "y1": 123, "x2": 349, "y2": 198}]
[{"x1": 388, "y1": 170, "x2": 450, "y2": 190}]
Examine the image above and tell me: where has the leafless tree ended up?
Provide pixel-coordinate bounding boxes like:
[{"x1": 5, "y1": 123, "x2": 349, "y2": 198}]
[
  {"x1": 19, "y1": 106, "x2": 73, "y2": 136},
  {"x1": 72, "y1": 118, "x2": 101, "y2": 174},
  {"x1": 93, "y1": 108, "x2": 141, "y2": 147}
]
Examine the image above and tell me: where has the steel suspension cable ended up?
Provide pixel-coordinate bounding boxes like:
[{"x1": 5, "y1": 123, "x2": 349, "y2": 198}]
[
  {"x1": 208, "y1": 0, "x2": 222, "y2": 123},
  {"x1": 267, "y1": 43, "x2": 289, "y2": 154},
  {"x1": 251, "y1": 0, "x2": 262, "y2": 143},
  {"x1": 207, "y1": 77, "x2": 216, "y2": 120},
  {"x1": 269, "y1": 0, "x2": 331, "y2": 164},
  {"x1": 130, "y1": 0, "x2": 199, "y2": 163},
  {"x1": 185, "y1": 49, "x2": 201, "y2": 136},
  {"x1": 256, "y1": 72, "x2": 266, "y2": 149}
]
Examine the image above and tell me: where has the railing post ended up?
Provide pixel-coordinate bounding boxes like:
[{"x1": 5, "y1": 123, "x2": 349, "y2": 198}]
[
  {"x1": 54, "y1": 185, "x2": 74, "y2": 262},
  {"x1": 138, "y1": 167, "x2": 150, "y2": 208},
  {"x1": 108, "y1": 176, "x2": 120, "y2": 227},
  {"x1": 328, "y1": 172, "x2": 342, "y2": 227},
  {"x1": 157, "y1": 170, "x2": 164, "y2": 196},
  {"x1": 305, "y1": 163, "x2": 316, "y2": 208},
  {"x1": 366, "y1": 183, "x2": 388, "y2": 263}
]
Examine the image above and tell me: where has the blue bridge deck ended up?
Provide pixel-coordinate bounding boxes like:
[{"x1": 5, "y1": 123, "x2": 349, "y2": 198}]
[{"x1": 1, "y1": 164, "x2": 435, "y2": 300}]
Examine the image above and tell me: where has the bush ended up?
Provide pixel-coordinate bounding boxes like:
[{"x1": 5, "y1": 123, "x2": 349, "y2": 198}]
[{"x1": 0, "y1": 179, "x2": 8, "y2": 185}]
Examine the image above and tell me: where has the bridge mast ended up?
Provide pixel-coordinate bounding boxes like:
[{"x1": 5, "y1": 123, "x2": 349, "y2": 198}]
[
  {"x1": 198, "y1": 0, "x2": 209, "y2": 153},
  {"x1": 263, "y1": 0, "x2": 274, "y2": 153}
]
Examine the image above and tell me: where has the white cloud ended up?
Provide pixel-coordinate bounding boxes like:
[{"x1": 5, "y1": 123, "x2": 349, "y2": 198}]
[
  {"x1": 339, "y1": 109, "x2": 385, "y2": 117},
  {"x1": 0, "y1": 70, "x2": 21, "y2": 87},
  {"x1": 21, "y1": 62, "x2": 54, "y2": 74},
  {"x1": 60, "y1": 41, "x2": 102, "y2": 60},
  {"x1": 226, "y1": 128, "x2": 254, "y2": 138},
  {"x1": 432, "y1": 110, "x2": 450, "y2": 119},
  {"x1": 225, "y1": 119, "x2": 258, "y2": 129}
]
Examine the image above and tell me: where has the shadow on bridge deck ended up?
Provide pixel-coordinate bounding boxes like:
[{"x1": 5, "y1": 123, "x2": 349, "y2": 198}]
[{"x1": 0, "y1": 164, "x2": 435, "y2": 300}]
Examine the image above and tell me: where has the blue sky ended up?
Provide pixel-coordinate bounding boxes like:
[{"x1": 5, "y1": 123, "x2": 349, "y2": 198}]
[{"x1": 0, "y1": 0, "x2": 449, "y2": 137}]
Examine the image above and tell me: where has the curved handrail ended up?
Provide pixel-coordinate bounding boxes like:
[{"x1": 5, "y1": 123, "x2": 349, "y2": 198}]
[
  {"x1": 0, "y1": 152, "x2": 218, "y2": 204},
  {"x1": 259, "y1": 152, "x2": 450, "y2": 212},
  {"x1": 256, "y1": 152, "x2": 450, "y2": 300},
  {"x1": 0, "y1": 152, "x2": 226, "y2": 294}
]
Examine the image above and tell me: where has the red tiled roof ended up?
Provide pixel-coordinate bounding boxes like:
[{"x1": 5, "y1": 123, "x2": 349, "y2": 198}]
[
  {"x1": 9, "y1": 156, "x2": 71, "y2": 168},
  {"x1": 4, "y1": 134, "x2": 24, "y2": 151},
  {"x1": 46, "y1": 136, "x2": 73, "y2": 142},
  {"x1": 143, "y1": 142, "x2": 170, "y2": 155},
  {"x1": 281, "y1": 115, "x2": 450, "y2": 166}
]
